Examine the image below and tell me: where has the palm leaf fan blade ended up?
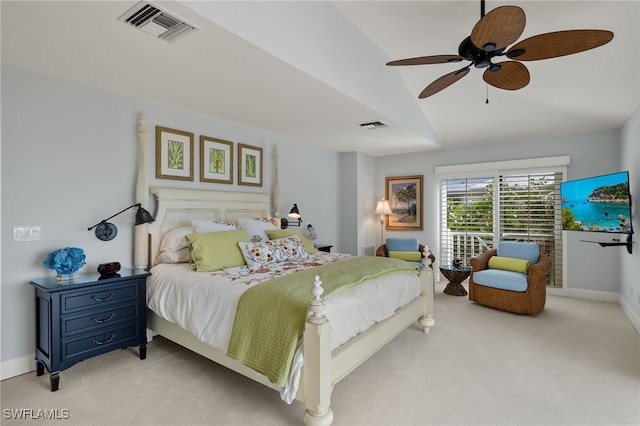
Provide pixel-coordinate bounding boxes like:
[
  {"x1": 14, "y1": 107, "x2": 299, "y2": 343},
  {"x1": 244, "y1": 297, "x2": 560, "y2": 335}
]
[{"x1": 507, "y1": 30, "x2": 614, "y2": 61}]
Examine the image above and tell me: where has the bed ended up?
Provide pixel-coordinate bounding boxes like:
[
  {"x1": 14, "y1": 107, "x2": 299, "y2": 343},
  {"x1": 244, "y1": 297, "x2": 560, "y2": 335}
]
[{"x1": 133, "y1": 115, "x2": 434, "y2": 425}]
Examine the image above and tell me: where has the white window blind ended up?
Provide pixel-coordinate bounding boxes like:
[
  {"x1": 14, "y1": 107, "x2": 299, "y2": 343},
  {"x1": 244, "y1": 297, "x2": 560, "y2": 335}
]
[{"x1": 439, "y1": 169, "x2": 564, "y2": 288}]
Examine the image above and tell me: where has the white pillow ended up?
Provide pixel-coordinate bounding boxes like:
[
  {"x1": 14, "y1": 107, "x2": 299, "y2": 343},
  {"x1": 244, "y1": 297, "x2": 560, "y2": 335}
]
[
  {"x1": 155, "y1": 248, "x2": 191, "y2": 264},
  {"x1": 191, "y1": 219, "x2": 239, "y2": 234},
  {"x1": 238, "y1": 241, "x2": 287, "y2": 269},
  {"x1": 159, "y1": 226, "x2": 194, "y2": 252},
  {"x1": 238, "y1": 217, "x2": 278, "y2": 243}
]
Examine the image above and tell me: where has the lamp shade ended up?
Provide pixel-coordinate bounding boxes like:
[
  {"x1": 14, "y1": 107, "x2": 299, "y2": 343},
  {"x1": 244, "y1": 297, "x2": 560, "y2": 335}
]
[
  {"x1": 374, "y1": 199, "x2": 392, "y2": 215},
  {"x1": 288, "y1": 203, "x2": 301, "y2": 219},
  {"x1": 135, "y1": 206, "x2": 155, "y2": 225}
]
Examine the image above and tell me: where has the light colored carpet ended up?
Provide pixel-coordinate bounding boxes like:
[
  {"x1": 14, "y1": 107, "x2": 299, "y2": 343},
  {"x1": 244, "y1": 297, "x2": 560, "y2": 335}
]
[{"x1": 2, "y1": 282, "x2": 639, "y2": 425}]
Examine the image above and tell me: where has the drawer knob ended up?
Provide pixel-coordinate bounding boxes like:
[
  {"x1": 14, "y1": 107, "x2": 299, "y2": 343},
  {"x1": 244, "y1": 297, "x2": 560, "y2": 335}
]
[
  {"x1": 92, "y1": 313, "x2": 116, "y2": 324},
  {"x1": 91, "y1": 293, "x2": 114, "y2": 302},
  {"x1": 92, "y1": 334, "x2": 115, "y2": 345}
]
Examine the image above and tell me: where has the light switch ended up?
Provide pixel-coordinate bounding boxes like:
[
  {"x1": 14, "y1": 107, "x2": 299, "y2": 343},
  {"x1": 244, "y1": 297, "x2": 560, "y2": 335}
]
[{"x1": 13, "y1": 226, "x2": 41, "y2": 242}]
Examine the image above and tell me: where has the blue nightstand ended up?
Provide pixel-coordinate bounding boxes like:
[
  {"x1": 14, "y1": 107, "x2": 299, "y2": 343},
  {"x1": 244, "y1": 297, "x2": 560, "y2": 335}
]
[{"x1": 29, "y1": 268, "x2": 150, "y2": 391}]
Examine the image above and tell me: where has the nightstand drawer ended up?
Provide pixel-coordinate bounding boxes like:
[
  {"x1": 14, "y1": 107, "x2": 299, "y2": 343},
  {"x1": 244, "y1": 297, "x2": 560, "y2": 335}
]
[
  {"x1": 62, "y1": 324, "x2": 139, "y2": 361},
  {"x1": 61, "y1": 282, "x2": 138, "y2": 313},
  {"x1": 62, "y1": 304, "x2": 139, "y2": 336}
]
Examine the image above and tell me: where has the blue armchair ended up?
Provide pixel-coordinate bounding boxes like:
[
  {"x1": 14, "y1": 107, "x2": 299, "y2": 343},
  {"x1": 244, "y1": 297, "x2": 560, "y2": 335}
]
[{"x1": 376, "y1": 238, "x2": 435, "y2": 270}]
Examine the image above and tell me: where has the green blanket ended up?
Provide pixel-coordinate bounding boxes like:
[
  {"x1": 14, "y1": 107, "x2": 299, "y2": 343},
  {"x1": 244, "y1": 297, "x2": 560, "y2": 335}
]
[{"x1": 227, "y1": 256, "x2": 418, "y2": 386}]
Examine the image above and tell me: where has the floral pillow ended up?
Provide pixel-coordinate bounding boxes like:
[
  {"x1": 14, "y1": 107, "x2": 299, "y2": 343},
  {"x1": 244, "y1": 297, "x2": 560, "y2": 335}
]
[
  {"x1": 267, "y1": 235, "x2": 309, "y2": 259},
  {"x1": 238, "y1": 241, "x2": 288, "y2": 269}
]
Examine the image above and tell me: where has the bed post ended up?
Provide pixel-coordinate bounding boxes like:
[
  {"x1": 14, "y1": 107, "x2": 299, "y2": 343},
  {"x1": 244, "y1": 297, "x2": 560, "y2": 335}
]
[
  {"x1": 273, "y1": 145, "x2": 281, "y2": 225},
  {"x1": 134, "y1": 112, "x2": 150, "y2": 271},
  {"x1": 417, "y1": 250, "x2": 435, "y2": 333},
  {"x1": 303, "y1": 276, "x2": 334, "y2": 426}
]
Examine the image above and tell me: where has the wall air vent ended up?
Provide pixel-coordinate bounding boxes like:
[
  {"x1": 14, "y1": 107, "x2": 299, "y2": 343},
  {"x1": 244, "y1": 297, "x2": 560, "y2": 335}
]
[
  {"x1": 117, "y1": 1, "x2": 199, "y2": 44},
  {"x1": 359, "y1": 121, "x2": 389, "y2": 129}
]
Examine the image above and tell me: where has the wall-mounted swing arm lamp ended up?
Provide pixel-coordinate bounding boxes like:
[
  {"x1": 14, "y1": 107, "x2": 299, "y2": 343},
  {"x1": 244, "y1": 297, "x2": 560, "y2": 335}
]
[
  {"x1": 88, "y1": 203, "x2": 155, "y2": 241},
  {"x1": 280, "y1": 203, "x2": 302, "y2": 229}
]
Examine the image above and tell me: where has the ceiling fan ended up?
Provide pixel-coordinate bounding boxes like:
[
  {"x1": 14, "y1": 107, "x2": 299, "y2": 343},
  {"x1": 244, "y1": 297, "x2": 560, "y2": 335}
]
[{"x1": 386, "y1": 0, "x2": 613, "y2": 99}]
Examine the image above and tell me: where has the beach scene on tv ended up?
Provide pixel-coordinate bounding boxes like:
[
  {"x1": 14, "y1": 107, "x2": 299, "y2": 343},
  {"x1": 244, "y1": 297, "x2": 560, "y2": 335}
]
[{"x1": 561, "y1": 172, "x2": 632, "y2": 234}]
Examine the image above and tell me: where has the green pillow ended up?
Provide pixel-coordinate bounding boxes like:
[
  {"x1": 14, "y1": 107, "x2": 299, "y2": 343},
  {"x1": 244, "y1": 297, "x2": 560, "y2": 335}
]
[
  {"x1": 186, "y1": 229, "x2": 248, "y2": 272},
  {"x1": 388, "y1": 251, "x2": 422, "y2": 262},
  {"x1": 265, "y1": 229, "x2": 318, "y2": 254},
  {"x1": 488, "y1": 256, "x2": 531, "y2": 274}
]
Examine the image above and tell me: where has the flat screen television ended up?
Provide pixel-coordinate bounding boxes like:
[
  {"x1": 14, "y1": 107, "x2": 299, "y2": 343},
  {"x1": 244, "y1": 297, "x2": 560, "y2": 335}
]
[{"x1": 561, "y1": 171, "x2": 633, "y2": 234}]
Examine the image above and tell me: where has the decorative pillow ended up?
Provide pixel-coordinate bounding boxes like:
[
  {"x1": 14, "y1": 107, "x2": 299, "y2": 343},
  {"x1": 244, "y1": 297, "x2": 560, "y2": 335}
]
[
  {"x1": 191, "y1": 219, "x2": 239, "y2": 234},
  {"x1": 155, "y1": 248, "x2": 191, "y2": 264},
  {"x1": 265, "y1": 229, "x2": 318, "y2": 254},
  {"x1": 267, "y1": 235, "x2": 309, "y2": 259},
  {"x1": 186, "y1": 229, "x2": 248, "y2": 272},
  {"x1": 388, "y1": 251, "x2": 422, "y2": 262},
  {"x1": 488, "y1": 256, "x2": 532, "y2": 274},
  {"x1": 159, "y1": 226, "x2": 194, "y2": 253},
  {"x1": 238, "y1": 241, "x2": 288, "y2": 269},
  {"x1": 238, "y1": 217, "x2": 278, "y2": 243}
]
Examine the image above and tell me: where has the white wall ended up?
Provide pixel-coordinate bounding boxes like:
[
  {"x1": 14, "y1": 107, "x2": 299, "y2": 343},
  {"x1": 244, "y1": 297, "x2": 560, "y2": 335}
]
[{"x1": 1, "y1": 64, "x2": 339, "y2": 375}]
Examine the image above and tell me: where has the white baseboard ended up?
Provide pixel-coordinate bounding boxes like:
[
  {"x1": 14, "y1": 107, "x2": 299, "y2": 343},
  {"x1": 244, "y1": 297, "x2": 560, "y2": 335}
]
[
  {"x1": 564, "y1": 287, "x2": 620, "y2": 303},
  {"x1": 618, "y1": 296, "x2": 640, "y2": 335},
  {"x1": 1, "y1": 354, "x2": 34, "y2": 380}
]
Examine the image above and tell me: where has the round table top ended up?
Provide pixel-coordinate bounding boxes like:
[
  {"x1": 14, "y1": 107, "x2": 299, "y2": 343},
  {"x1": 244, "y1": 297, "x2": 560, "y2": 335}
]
[{"x1": 439, "y1": 265, "x2": 472, "y2": 272}]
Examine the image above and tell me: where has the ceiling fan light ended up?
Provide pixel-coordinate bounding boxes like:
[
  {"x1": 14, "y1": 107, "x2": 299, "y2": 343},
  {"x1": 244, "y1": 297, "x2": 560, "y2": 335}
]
[
  {"x1": 475, "y1": 60, "x2": 490, "y2": 69},
  {"x1": 483, "y1": 42, "x2": 497, "y2": 52},
  {"x1": 507, "y1": 48, "x2": 526, "y2": 58}
]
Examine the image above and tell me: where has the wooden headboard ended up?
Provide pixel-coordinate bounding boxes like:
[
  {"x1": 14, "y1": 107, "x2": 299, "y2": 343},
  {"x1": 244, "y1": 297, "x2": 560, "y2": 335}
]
[{"x1": 145, "y1": 187, "x2": 271, "y2": 267}]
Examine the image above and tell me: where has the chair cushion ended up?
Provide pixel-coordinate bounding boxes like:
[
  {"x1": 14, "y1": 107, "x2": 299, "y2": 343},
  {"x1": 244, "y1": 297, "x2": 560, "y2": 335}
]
[
  {"x1": 386, "y1": 238, "x2": 419, "y2": 252},
  {"x1": 472, "y1": 269, "x2": 528, "y2": 292},
  {"x1": 488, "y1": 256, "x2": 531, "y2": 274},
  {"x1": 388, "y1": 251, "x2": 422, "y2": 262},
  {"x1": 497, "y1": 241, "x2": 539, "y2": 265}
]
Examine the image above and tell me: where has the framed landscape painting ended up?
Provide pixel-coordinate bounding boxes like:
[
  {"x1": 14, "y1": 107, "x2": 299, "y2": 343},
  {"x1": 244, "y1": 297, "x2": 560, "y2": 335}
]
[
  {"x1": 200, "y1": 135, "x2": 233, "y2": 184},
  {"x1": 385, "y1": 175, "x2": 423, "y2": 230},
  {"x1": 237, "y1": 143, "x2": 263, "y2": 187},
  {"x1": 156, "y1": 126, "x2": 194, "y2": 181}
]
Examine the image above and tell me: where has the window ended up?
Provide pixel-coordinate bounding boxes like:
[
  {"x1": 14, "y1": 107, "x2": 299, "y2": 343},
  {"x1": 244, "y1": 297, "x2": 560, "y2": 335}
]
[{"x1": 437, "y1": 157, "x2": 567, "y2": 288}]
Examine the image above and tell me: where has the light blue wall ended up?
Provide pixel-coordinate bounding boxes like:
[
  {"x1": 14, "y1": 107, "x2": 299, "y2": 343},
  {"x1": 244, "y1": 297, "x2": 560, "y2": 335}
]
[
  {"x1": 1, "y1": 64, "x2": 339, "y2": 368},
  {"x1": 619, "y1": 106, "x2": 640, "y2": 320}
]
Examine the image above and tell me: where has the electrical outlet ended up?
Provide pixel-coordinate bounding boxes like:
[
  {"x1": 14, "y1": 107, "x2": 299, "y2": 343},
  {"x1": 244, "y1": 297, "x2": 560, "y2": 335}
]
[{"x1": 13, "y1": 226, "x2": 41, "y2": 242}]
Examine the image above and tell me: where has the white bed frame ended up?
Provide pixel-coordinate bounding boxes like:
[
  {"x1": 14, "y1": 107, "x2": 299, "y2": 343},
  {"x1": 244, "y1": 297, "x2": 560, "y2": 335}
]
[{"x1": 133, "y1": 114, "x2": 434, "y2": 425}]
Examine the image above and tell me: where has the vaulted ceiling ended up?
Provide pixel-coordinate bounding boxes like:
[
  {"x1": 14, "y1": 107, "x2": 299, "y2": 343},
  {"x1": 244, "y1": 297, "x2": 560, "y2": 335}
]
[{"x1": 2, "y1": 1, "x2": 638, "y2": 156}]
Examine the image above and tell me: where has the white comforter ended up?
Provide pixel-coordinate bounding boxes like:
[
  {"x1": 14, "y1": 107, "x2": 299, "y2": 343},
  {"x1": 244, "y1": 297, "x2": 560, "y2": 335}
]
[{"x1": 146, "y1": 252, "x2": 421, "y2": 401}]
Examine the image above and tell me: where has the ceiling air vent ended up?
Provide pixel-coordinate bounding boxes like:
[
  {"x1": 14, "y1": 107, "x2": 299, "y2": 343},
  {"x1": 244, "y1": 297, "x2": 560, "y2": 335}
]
[
  {"x1": 359, "y1": 121, "x2": 389, "y2": 130},
  {"x1": 117, "y1": 1, "x2": 199, "y2": 44}
]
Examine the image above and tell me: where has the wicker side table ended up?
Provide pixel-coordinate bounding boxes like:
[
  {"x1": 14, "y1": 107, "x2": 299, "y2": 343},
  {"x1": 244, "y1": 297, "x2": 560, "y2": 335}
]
[{"x1": 439, "y1": 265, "x2": 472, "y2": 296}]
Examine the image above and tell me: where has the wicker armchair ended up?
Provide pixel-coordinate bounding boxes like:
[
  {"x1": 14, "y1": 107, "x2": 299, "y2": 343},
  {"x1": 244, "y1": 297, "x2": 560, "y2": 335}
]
[{"x1": 469, "y1": 242, "x2": 552, "y2": 315}]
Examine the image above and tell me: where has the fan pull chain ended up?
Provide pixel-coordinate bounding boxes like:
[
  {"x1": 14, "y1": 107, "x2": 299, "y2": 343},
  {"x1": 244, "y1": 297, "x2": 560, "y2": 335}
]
[{"x1": 486, "y1": 84, "x2": 489, "y2": 104}]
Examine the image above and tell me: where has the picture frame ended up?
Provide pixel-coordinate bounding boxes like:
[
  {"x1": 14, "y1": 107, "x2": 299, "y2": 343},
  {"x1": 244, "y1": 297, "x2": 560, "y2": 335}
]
[
  {"x1": 200, "y1": 135, "x2": 233, "y2": 184},
  {"x1": 385, "y1": 175, "x2": 424, "y2": 230},
  {"x1": 237, "y1": 143, "x2": 263, "y2": 187},
  {"x1": 156, "y1": 126, "x2": 194, "y2": 181}
]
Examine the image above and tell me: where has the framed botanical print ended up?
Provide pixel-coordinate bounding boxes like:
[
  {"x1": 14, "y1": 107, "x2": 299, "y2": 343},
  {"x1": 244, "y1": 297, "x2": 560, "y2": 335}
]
[
  {"x1": 200, "y1": 135, "x2": 233, "y2": 184},
  {"x1": 156, "y1": 126, "x2": 194, "y2": 181},
  {"x1": 237, "y1": 143, "x2": 263, "y2": 187},
  {"x1": 385, "y1": 175, "x2": 423, "y2": 230}
]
